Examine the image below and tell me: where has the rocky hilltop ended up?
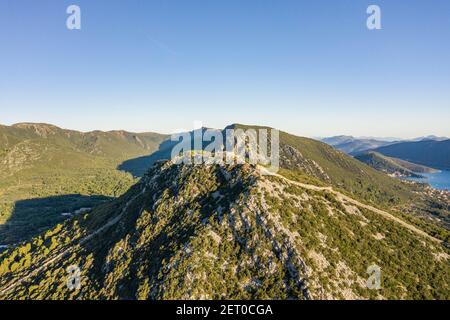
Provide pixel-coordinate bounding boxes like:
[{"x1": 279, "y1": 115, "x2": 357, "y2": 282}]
[{"x1": 0, "y1": 160, "x2": 448, "y2": 300}]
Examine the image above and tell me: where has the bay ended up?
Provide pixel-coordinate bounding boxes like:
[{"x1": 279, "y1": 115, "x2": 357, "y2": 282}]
[{"x1": 406, "y1": 170, "x2": 450, "y2": 191}]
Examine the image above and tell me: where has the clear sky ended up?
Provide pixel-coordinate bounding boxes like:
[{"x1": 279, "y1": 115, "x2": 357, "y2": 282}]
[{"x1": 1, "y1": 0, "x2": 449, "y2": 138}]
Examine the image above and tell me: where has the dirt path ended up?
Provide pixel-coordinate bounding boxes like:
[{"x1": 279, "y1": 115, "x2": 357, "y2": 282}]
[
  {"x1": 260, "y1": 167, "x2": 441, "y2": 244},
  {"x1": 0, "y1": 185, "x2": 147, "y2": 297}
]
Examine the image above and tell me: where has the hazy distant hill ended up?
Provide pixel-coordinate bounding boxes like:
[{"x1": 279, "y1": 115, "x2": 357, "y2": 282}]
[
  {"x1": 320, "y1": 136, "x2": 395, "y2": 155},
  {"x1": 373, "y1": 140, "x2": 450, "y2": 170},
  {"x1": 411, "y1": 135, "x2": 449, "y2": 142},
  {"x1": 321, "y1": 135, "x2": 449, "y2": 156},
  {"x1": 321, "y1": 135, "x2": 355, "y2": 146}
]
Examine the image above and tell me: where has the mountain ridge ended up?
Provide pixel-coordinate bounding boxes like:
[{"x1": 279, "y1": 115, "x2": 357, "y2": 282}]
[
  {"x1": 321, "y1": 135, "x2": 449, "y2": 156},
  {"x1": 0, "y1": 160, "x2": 448, "y2": 300},
  {"x1": 1, "y1": 122, "x2": 449, "y2": 300},
  {"x1": 354, "y1": 152, "x2": 437, "y2": 178},
  {"x1": 373, "y1": 139, "x2": 450, "y2": 170}
]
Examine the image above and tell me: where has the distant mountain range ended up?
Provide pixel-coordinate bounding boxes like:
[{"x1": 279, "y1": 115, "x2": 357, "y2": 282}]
[
  {"x1": 411, "y1": 135, "x2": 449, "y2": 142},
  {"x1": 320, "y1": 136, "x2": 394, "y2": 155},
  {"x1": 321, "y1": 135, "x2": 450, "y2": 171},
  {"x1": 373, "y1": 140, "x2": 450, "y2": 171},
  {"x1": 322, "y1": 135, "x2": 448, "y2": 147}
]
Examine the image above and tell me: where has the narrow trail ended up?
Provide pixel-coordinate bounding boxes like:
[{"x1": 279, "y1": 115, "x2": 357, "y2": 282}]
[
  {"x1": 260, "y1": 167, "x2": 441, "y2": 244},
  {"x1": 0, "y1": 185, "x2": 147, "y2": 297}
]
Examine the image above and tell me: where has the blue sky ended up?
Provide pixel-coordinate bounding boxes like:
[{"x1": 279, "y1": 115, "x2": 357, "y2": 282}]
[{"x1": 0, "y1": 0, "x2": 449, "y2": 138}]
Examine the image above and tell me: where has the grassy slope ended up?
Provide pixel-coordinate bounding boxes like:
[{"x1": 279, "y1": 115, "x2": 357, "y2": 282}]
[
  {"x1": 233, "y1": 125, "x2": 449, "y2": 233},
  {"x1": 0, "y1": 123, "x2": 167, "y2": 244},
  {"x1": 0, "y1": 163, "x2": 448, "y2": 300},
  {"x1": 391, "y1": 157, "x2": 439, "y2": 173},
  {"x1": 354, "y1": 151, "x2": 423, "y2": 178},
  {"x1": 232, "y1": 125, "x2": 417, "y2": 205}
]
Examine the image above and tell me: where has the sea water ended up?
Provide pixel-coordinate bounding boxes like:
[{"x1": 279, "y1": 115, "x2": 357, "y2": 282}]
[{"x1": 407, "y1": 170, "x2": 450, "y2": 191}]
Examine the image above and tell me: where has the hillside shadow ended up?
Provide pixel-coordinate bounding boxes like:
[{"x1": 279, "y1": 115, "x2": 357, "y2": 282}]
[
  {"x1": 0, "y1": 194, "x2": 112, "y2": 247},
  {"x1": 118, "y1": 129, "x2": 225, "y2": 177},
  {"x1": 118, "y1": 139, "x2": 176, "y2": 177}
]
